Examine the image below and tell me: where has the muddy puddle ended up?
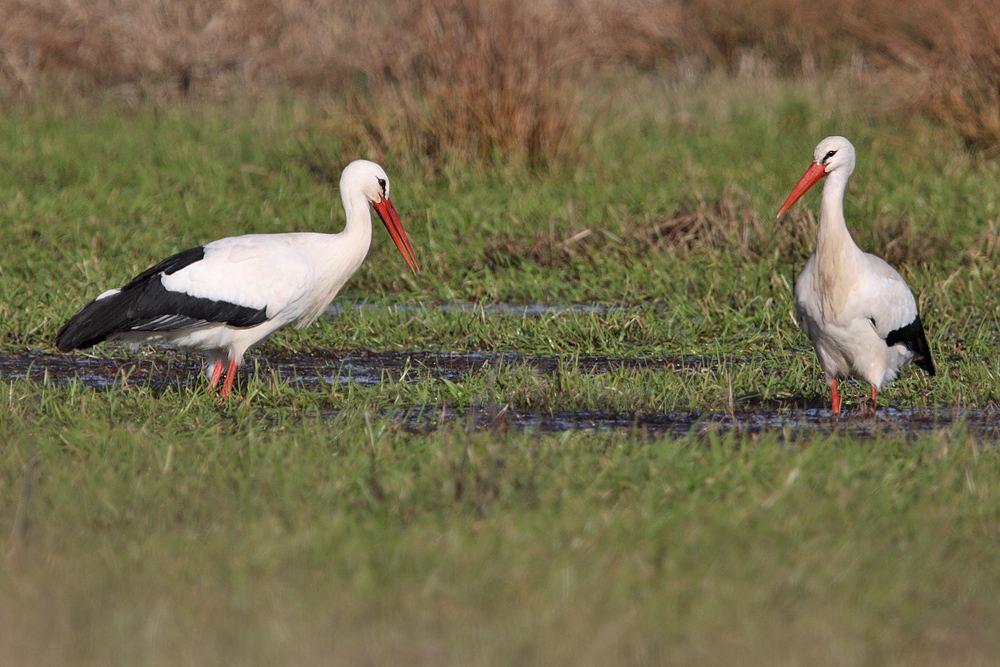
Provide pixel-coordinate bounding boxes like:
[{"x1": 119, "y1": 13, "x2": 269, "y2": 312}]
[
  {"x1": 394, "y1": 404, "x2": 998, "y2": 440},
  {"x1": 0, "y1": 349, "x2": 732, "y2": 390},
  {"x1": 323, "y1": 300, "x2": 638, "y2": 317},
  {"x1": 1, "y1": 349, "x2": 993, "y2": 440}
]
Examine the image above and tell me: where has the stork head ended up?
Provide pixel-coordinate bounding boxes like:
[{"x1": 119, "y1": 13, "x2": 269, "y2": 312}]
[
  {"x1": 811, "y1": 136, "x2": 856, "y2": 177},
  {"x1": 341, "y1": 159, "x2": 393, "y2": 205},
  {"x1": 777, "y1": 136, "x2": 856, "y2": 218},
  {"x1": 340, "y1": 159, "x2": 419, "y2": 274}
]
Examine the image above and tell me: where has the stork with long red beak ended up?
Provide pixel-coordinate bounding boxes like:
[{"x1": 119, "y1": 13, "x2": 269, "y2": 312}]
[
  {"x1": 776, "y1": 136, "x2": 934, "y2": 415},
  {"x1": 56, "y1": 159, "x2": 419, "y2": 397}
]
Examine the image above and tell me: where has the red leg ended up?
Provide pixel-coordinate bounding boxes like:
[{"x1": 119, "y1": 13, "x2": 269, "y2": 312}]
[
  {"x1": 220, "y1": 356, "x2": 240, "y2": 397},
  {"x1": 207, "y1": 360, "x2": 223, "y2": 390},
  {"x1": 830, "y1": 378, "x2": 841, "y2": 416},
  {"x1": 869, "y1": 384, "x2": 877, "y2": 413}
]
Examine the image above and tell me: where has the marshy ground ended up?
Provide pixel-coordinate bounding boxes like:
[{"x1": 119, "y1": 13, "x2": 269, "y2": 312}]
[{"x1": 3, "y1": 343, "x2": 994, "y2": 440}]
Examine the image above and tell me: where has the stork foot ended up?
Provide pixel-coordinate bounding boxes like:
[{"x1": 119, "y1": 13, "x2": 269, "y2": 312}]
[
  {"x1": 220, "y1": 357, "x2": 240, "y2": 397},
  {"x1": 867, "y1": 384, "x2": 878, "y2": 416},
  {"x1": 830, "y1": 378, "x2": 841, "y2": 417},
  {"x1": 207, "y1": 360, "x2": 224, "y2": 391}
]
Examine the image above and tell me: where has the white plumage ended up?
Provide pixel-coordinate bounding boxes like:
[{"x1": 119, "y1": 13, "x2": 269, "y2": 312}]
[
  {"x1": 777, "y1": 136, "x2": 934, "y2": 414},
  {"x1": 57, "y1": 159, "x2": 419, "y2": 396}
]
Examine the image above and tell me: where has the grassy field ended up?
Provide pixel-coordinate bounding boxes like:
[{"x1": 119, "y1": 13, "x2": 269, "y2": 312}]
[{"x1": 3, "y1": 68, "x2": 1000, "y2": 665}]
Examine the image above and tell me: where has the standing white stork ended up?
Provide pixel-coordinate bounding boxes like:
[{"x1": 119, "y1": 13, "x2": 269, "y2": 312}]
[
  {"x1": 776, "y1": 136, "x2": 934, "y2": 415},
  {"x1": 56, "y1": 159, "x2": 419, "y2": 397}
]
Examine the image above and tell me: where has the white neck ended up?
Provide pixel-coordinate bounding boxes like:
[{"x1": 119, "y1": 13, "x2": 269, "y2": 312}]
[
  {"x1": 816, "y1": 168, "x2": 860, "y2": 259},
  {"x1": 335, "y1": 183, "x2": 374, "y2": 257},
  {"x1": 289, "y1": 184, "x2": 375, "y2": 326}
]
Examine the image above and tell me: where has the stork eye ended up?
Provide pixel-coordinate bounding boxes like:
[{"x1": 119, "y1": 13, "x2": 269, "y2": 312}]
[
  {"x1": 377, "y1": 177, "x2": 387, "y2": 193},
  {"x1": 822, "y1": 149, "x2": 837, "y2": 163}
]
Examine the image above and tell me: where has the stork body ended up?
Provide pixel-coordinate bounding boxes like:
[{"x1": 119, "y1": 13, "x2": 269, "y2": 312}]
[
  {"x1": 777, "y1": 136, "x2": 934, "y2": 414},
  {"x1": 56, "y1": 160, "x2": 419, "y2": 396}
]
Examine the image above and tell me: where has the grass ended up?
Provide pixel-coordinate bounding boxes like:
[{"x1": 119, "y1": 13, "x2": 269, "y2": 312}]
[
  {"x1": 10, "y1": 0, "x2": 1000, "y2": 159},
  {"x1": 3, "y1": 70, "x2": 1000, "y2": 664},
  {"x1": 4, "y1": 401, "x2": 1000, "y2": 664}
]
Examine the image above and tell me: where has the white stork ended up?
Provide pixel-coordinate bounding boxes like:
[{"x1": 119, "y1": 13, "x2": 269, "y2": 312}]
[
  {"x1": 776, "y1": 136, "x2": 934, "y2": 415},
  {"x1": 56, "y1": 159, "x2": 419, "y2": 396}
]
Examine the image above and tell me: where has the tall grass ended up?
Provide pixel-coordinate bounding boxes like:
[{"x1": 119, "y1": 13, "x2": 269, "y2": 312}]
[
  {"x1": 5, "y1": 0, "x2": 1000, "y2": 159},
  {"x1": 912, "y1": 1, "x2": 1000, "y2": 155},
  {"x1": 342, "y1": 0, "x2": 592, "y2": 167},
  {"x1": 0, "y1": 0, "x2": 366, "y2": 93}
]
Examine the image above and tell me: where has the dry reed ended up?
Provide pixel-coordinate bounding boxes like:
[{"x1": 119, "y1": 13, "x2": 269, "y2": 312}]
[
  {"x1": 341, "y1": 0, "x2": 592, "y2": 166},
  {"x1": 912, "y1": 0, "x2": 1000, "y2": 155},
  {"x1": 4, "y1": 0, "x2": 1000, "y2": 157}
]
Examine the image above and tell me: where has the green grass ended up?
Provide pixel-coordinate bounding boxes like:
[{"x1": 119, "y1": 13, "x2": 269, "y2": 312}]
[
  {"x1": 3, "y1": 72, "x2": 1000, "y2": 664},
  {"x1": 3, "y1": 397, "x2": 1000, "y2": 664}
]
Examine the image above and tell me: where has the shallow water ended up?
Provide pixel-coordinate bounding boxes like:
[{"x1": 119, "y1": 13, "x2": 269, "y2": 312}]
[
  {"x1": 323, "y1": 300, "x2": 637, "y2": 317},
  {"x1": 1, "y1": 349, "x2": 988, "y2": 440},
  {"x1": 0, "y1": 349, "x2": 730, "y2": 390},
  {"x1": 393, "y1": 404, "x2": 996, "y2": 439}
]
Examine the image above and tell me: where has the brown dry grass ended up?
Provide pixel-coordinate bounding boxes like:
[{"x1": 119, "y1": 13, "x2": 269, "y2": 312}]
[
  {"x1": 910, "y1": 1, "x2": 1000, "y2": 155},
  {"x1": 479, "y1": 194, "x2": 957, "y2": 273},
  {"x1": 481, "y1": 197, "x2": 776, "y2": 270},
  {"x1": 0, "y1": 0, "x2": 942, "y2": 89},
  {"x1": 0, "y1": 0, "x2": 356, "y2": 94},
  {"x1": 4, "y1": 0, "x2": 1000, "y2": 158},
  {"x1": 341, "y1": 0, "x2": 593, "y2": 167}
]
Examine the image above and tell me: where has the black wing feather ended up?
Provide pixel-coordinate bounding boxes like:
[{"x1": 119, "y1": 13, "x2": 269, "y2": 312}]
[
  {"x1": 885, "y1": 313, "x2": 935, "y2": 376},
  {"x1": 56, "y1": 246, "x2": 268, "y2": 351}
]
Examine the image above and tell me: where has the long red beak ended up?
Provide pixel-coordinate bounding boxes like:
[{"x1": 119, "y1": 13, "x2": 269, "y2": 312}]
[
  {"x1": 372, "y1": 196, "x2": 419, "y2": 274},
  {"x1": 777, "y1": 162, "x2": 827, "y2": 218}
]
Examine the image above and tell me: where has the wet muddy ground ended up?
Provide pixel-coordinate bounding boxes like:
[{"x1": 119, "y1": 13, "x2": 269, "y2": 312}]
[
  {"x1": 2, "y1": 348, "x2": 993, "y2": 440},
  {"x1": 399, "y1": 404, "x2": 993, "y2": 441},
  {"x1": 0, "y1": 349, "x2": 720, "y2": 389}
]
